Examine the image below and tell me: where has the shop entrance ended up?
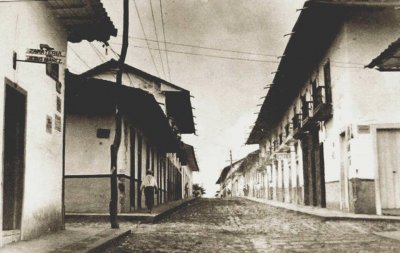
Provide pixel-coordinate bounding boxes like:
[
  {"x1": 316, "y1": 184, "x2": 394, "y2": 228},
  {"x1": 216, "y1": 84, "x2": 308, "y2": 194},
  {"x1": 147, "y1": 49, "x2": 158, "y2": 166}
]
[{"x1": 3, "y1": 82, "x2": 26, "y2": 232}]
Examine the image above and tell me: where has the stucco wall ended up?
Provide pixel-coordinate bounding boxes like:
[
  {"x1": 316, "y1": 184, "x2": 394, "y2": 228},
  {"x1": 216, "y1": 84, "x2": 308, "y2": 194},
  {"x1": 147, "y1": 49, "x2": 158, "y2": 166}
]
[{"x1": 0, "y1": 2, "x2": 68, "y2": 242}]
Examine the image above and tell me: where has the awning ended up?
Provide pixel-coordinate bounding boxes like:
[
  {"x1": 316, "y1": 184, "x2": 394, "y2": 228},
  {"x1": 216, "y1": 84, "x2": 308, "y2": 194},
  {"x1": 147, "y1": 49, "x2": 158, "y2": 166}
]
[
  {"x1": 79, "y1": 60, "x2": 196, "y2": 134},
  {"x1": 179, "y1": 142, "x2": 199, "y2": 172},
  {"x1": 366, "y1": 38, "x2": 400, "y2": 71},
  {"x1": 165, "y1": 91, "x2": 195, "y2": 134},
  {"x1": 65, "y1": 71, "x2": 179, "y2": 152},
  {"x1": 46, "y1": 0, "x2": 117, "y2": 42}
]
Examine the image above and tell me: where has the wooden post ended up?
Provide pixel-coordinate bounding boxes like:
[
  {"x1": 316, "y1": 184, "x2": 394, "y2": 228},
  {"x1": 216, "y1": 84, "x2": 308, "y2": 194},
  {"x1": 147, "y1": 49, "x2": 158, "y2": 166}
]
[{"x1": 110, "y1": 0, "x2": 129, "y2": 229}]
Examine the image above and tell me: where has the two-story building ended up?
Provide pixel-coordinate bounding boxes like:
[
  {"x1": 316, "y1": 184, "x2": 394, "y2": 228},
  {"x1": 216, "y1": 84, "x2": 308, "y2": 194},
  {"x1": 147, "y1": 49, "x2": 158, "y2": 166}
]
[
  {"x1": 247, "y1": 0, "x2": 400, "y2": 215},
  {"x1": 64, "y1": 59, "x2": 196, "y2": 213},
  {"x1": 0, "y1": 0, "x2": 116, "y2": 245}
]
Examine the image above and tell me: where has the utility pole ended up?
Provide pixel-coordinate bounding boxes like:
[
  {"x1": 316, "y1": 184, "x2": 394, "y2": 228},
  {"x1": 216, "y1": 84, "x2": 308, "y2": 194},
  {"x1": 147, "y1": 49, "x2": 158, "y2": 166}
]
[
  {"x1": 110, "y1": 0, "x2": 129, "y2": 229},
  {"x1": 229, "y1": 150, "x2": 233, "y2": 170}
]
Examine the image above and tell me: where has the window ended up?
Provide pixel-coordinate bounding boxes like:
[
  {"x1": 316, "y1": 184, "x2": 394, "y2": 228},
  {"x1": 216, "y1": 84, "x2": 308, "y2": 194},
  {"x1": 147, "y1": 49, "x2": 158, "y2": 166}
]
[
  {"x1": 46, "y1": 63, "x2": 59, "y2": 81},
  {"x1": 323, "y1": 61, "x2": 332, "y2": 104},
  {"x1": 97, "y1": 128, "x2": 110, "y2": 138}
]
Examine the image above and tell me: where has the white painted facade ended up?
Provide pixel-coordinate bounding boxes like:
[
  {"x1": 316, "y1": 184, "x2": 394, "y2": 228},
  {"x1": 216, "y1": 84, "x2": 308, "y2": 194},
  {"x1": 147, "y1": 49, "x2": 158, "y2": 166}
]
[
  {"x1": 64, "y1": 63, "x2": 195, "y2": 212},
  {"x1": 0, "y1": 2, "x2": 67, "y2": 244},
  {"x1": 253, "y1": 5, "x2": 400, "y2": 214}
]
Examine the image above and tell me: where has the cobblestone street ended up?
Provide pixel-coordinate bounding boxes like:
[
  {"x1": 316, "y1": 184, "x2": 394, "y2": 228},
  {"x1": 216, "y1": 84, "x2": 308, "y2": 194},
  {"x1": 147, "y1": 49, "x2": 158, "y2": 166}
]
[{"x1": 101, "y1": 198, "x2": 400, "y2": 252}]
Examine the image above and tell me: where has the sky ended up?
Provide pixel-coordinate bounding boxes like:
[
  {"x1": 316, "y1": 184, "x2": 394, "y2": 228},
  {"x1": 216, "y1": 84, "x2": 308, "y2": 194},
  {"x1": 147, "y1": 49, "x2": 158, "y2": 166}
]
[{"x1": 68, "y1": 0, "x2": 306, "y2": 197}]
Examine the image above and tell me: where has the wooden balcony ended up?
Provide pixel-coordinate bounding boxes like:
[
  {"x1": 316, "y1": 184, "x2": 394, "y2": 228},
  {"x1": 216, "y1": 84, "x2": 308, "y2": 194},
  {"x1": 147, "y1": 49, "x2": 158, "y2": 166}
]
[
  {"x1": 313, "y1": 86, "x2": 333, "y2": 121},
  {"x1": 301, "y1": 101, "x2": 313, "y2": 125},
  {"x1": 292, "y1": 114, "x2": 302, "y2": 139}
]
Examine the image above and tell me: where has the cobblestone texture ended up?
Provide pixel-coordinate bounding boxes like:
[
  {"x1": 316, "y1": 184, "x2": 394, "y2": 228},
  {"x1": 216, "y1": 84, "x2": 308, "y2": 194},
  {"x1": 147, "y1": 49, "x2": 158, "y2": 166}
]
[{"x1": 100, "y1": 198, "x2": 400, "y2": 252}]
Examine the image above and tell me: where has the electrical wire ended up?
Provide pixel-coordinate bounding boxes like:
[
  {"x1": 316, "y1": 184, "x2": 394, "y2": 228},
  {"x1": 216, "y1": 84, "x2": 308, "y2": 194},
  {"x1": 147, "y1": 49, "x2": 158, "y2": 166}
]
[
  {"x1": 89, "y1": 43, "x2": 106, "y2": 63},
  {"x1": 159, "y1": 0, "x2": 171, "y2": 81},
  {"x1": 133, "y1": 0, "x2": 161, "y2": 77},
  {"x1": 110, "y1": 42, "x2": 280, "y2": 64},
  {"x1": 150, "y1": 0, "x2": 166, "y2": 79},
  {"x1": 69, "y1": 46, "x2": 91, "y2": 69},
  {"x1": 118, "y1": 35, "x2": 279, "y2": 58}
]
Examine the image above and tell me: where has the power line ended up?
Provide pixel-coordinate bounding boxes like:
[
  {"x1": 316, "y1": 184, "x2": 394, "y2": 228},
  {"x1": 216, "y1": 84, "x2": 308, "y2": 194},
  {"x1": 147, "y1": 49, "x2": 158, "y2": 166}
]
[
  {"x1": 150, "y1": 0, "x2": 166, "y2": 79},
  {"x1": 107, "y1": 43, "x2": 121, "y2": 59},
  {"x1": 159, "y1": 0, "x2": 171, "y2": 81},
  {"x1": 89, "y1": 43, "x2": 106, "y2": 63},
  {"x1": 133, "y1": 0, "x2": 161, "y2": 77},
  {"x1": 110, "y1": 42, "x2": 280, "y2": 63},
  {"x1": 69, "y1": 46, "x2": 91, "y2": 69},
  {"x1": 116, "y1": 35, "x2": 279, "y2": 58}
]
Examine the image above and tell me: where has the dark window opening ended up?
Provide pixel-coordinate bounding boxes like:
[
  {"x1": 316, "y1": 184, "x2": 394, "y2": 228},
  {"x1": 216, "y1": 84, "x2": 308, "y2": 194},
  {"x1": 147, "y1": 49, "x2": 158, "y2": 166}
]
[
  {"x1": 96, "y1": 128, "x2": 110, "y2": 139},
  {"x1": 46, "y1": 63, "x2": 59, "y2": 81}
]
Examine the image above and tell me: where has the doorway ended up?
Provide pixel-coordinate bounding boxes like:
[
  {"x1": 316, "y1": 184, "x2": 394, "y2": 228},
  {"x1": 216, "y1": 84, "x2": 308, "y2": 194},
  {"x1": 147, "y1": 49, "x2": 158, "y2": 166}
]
[
  {"x1": 3, "y1": 82, "x2": 26, "y2": 231},
  {"x1": 377, "y1": 129, "x2": 400, "y2": 214},
  {"x1": 301, "y1": 127, "x2": 326, "y2": 207},
  {"x1": 129, "y1": 127, "x2": 135, "y2": 210},
  {"x1": 339, "y1": 132, "x2": 350, "y2": 212}
]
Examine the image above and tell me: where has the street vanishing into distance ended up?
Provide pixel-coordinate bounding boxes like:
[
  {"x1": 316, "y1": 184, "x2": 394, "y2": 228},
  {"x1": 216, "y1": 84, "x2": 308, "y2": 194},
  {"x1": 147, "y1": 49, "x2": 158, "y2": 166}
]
[{"x1": 98, "y1": 198, "x2": 400, "y2": 252}]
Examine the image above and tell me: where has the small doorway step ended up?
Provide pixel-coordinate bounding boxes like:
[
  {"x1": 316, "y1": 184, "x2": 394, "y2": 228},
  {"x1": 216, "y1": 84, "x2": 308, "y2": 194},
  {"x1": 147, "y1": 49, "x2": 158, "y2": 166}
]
[
  {"x1": 2, "y1": 230, "x2": 21, "y2": 245},
  {"x1": 382, "y1": 209, "x2": 400, "y2": 216}
]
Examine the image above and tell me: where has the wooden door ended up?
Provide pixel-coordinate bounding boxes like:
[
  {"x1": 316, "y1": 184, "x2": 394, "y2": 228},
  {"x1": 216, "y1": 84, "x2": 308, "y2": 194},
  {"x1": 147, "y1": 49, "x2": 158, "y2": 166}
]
[
  {"x1": 129, "y1": 127, "x2": 136, "y2": 210},
  {"x1": 3, "y1": 84, "x2": 26, "y2": 231},
  {"x1": 137, "y1": 133, "x2": 142, "y2": 209},
  {"x1": 340, "y1": 132, "x2": 350, "y2": 211},
  {"x1": 377, "y1": 129, "x2": 400, "y2": 211}
]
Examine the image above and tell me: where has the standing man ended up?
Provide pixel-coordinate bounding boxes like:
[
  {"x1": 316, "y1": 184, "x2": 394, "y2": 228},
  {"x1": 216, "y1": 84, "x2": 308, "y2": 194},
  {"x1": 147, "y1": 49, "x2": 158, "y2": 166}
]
[
  {"x1": 184, "y1": 182, "x2": 189, "y2": 198},
  {"x1": 140, "y1": 170, "x2": 158, "y2": 213}
]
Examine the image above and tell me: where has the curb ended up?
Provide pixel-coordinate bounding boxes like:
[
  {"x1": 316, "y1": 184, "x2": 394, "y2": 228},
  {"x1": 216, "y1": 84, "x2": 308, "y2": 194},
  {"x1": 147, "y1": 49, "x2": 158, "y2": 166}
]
[
  {"x1": 242, "y1": 197, "x2": 400, "y2": 222},
  {"x1": 85, "y1": 229, "x2": 131, "y2": 253},
  {"x1": 153, "y1": 198, "x2": 197, "y2": 223}
]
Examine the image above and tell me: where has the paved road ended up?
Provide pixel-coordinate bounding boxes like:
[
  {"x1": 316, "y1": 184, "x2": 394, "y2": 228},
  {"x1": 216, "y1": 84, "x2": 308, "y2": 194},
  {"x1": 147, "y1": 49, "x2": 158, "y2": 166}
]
[{"x1": 102, "y1": 198, "x2": 400, "y2": 252}]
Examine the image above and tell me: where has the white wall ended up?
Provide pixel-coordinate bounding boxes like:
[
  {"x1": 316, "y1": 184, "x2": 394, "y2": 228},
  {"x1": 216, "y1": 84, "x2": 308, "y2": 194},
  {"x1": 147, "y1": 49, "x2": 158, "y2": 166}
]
[
  {"x1": 0, "y1": 2, "x2": 67, "y2": 241},
  {"x1": 65, "y1": 114, "x2": 115, "y2": 175}
]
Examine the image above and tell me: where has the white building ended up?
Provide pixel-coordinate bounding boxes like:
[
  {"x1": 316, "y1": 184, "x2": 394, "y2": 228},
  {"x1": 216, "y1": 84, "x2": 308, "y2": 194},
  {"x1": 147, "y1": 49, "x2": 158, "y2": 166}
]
[
  {"x1": 0, "y1": 0, "x2": 116, "y2": 245},
  {"x1": 64, "y1": 60, "x2": 196, "y2": 213},
  {"x1": 247, "y1": 0, "x2": 400, "y2": 215}
]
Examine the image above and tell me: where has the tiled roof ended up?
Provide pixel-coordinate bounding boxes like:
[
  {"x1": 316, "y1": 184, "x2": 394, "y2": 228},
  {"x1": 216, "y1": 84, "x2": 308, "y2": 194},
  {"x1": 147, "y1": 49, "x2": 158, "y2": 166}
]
[
  {"x1": 80, "y1": 60, "x2": 196, "y2": 134},
  {"x1": 366, "y1": 38, "x2": 400, "y2": 71},
  {"x1": 47, "y1": 0, "x2": 117, "y2": 42},
  {"x1": 246, "y1": 0, "x2": 400, "y2": 144}
]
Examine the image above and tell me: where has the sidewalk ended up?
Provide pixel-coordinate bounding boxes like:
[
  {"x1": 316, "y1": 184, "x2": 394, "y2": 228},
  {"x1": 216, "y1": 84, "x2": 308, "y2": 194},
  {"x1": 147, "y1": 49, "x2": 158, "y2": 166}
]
[
  {"x1": 66, "y1": 197, "x2": 196, "y2": 223},
  {"x1": 0, "y1": 225, "x2": 131, "y2": 253},
  {"x1": 0, "y1": 198, "x2": 195, "y2": 252},
  {"x1": 244, "y1": 196, "x2": 400, "y2": 222}
]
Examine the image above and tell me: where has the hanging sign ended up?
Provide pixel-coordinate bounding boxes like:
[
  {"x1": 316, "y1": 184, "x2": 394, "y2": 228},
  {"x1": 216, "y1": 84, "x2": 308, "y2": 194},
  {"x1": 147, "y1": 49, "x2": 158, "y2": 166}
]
[{"x1": 25, "y1": 48, "x2": 66, "y2": 64}]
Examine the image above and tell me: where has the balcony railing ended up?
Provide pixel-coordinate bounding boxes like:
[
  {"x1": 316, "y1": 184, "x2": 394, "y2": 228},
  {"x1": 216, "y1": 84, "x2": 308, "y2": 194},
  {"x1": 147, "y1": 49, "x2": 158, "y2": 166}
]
[
  {"x1": 284, "y1": 122, "x2": 293, "y2": 137},
  {"x1": 313, "y1": 86, "x2": 333, "y2": 121},
  {"x1": 292, "y1": 114, "x2": 302, "y2": 132},
  {"x1": 313, "y1": 86, "x2": 325, "y2": 108},
  {"x1": 273, "y1": 140, "x2": 279, "y2": 151},
  {"x1": 301, "y1": 101, "x2": 313, "y2": 124}
]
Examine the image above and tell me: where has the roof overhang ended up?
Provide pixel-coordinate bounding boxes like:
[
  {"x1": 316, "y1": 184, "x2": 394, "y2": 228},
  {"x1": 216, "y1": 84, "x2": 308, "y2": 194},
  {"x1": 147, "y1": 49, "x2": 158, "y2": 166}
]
[
  {"x1": 65, "y1": 71, "x2": 179, "y2": 152},
  {"x1": 246, "y1": 0, "x2": 400, "y2": 145},
  {"x1": 46, "y1": 0, "x2": 117, "y2": 42},
  {"x1": 237, "y1": 150, "x2": 260, "y2": 173},
  {"x1": 179, "y1": 142, "x2": 199, "y2": 172},
  {"x1": 366, "y1": 38, "x2": 400, "y2": 71},
  {"x1": 79, "y1": 60, "x2": 196, "y2": 134},
  {"x1": 165, "y1": 91, "x2": 196, "y2": 134}
]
